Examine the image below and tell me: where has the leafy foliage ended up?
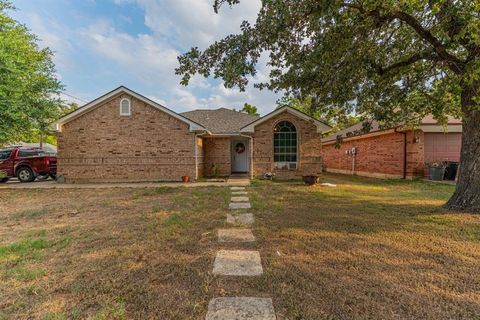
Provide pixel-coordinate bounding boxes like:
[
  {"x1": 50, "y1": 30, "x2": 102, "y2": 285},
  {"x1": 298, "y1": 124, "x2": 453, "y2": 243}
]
[
  {"x1": 177, "y1": 0, "x2": 480, "y2": 210},
  {"x1": 177, "y1": 0, "x2": 479, "y2": 126},
  {"x1": 0, "y1": 1, "x2": 64, "y2": 144},
  {"x1": 278, "y1": 96, "x2": 360, "y2": 131},
  {"x1": 240, "y1": 102, "x2": 260, "y2": 116}
]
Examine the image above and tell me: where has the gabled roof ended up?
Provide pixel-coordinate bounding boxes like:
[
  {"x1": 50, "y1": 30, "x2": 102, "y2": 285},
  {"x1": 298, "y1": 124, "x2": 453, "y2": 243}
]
[
  {"x1": 181, "y1": 108, "x2": 259, "y2": 134},
  {"x1": 240, "y1": 106, "x2": 332, "y2": 133},
  {"x1": 54, "y1": 86, "x2": 206, "y2": 132}
]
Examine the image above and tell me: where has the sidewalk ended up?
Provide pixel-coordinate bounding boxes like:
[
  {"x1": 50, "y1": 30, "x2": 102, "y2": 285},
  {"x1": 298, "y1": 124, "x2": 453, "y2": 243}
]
[{"x1": 0, "y1": 178, "x2": 250, "y2": 189}]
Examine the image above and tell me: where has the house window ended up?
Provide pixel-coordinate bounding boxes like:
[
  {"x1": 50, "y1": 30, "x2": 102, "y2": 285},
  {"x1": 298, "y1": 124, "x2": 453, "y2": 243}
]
[
  {"x1": 120, "y1": 98, "x2": 131, "y2": 116},
  {"x1": 274, "y1": 121, "x2": 297, "y2": 169}
]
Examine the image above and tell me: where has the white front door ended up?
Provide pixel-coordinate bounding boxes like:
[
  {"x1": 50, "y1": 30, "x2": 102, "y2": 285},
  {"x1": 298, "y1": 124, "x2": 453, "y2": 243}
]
[{"x1": 231, "y1": 140, "x2": 249, "y2": 173}]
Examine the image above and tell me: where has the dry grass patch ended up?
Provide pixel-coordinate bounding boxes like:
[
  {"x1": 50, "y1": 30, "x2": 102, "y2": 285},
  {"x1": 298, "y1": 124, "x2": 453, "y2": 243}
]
[
  {"x1": 0, "y1": 175, "x2": 479, "y2": 319},
  {"x1": 0, "y1": 186, "x2": 230, "y2": 320},
  {"x1": 248, "y1": 174, "x2": 480, "y2": 319}
]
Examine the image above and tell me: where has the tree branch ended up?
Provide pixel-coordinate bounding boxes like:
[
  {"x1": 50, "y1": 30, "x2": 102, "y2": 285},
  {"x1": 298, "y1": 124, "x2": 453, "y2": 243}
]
[
  {"x1": 392, "y1": 11, "x2": 464, "y2": 72},
  {"x1": 340, "y1": 3, "x2": 465, "y2": 73},
  {"x1": 372, "y1": 50, "x2": 439, "y2": 76}
]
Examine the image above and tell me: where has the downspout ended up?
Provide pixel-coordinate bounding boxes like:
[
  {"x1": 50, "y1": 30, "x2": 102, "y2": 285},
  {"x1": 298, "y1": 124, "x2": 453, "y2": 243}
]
[
  {"x1": 352, "y1": 149, "x2": 355, "y2": 175},
  {"x1": 403, "y1": 132, "x2": 407, "y2": 179},
  {"x1": 394, "y1": 128, "x2": 408, "y2": 179},
  {"x1": 194, "y1": 132, "x2": 198, "y2": 180},
  {"x1": 194, "y1": 130, "x2": 209, "y2": 180}
]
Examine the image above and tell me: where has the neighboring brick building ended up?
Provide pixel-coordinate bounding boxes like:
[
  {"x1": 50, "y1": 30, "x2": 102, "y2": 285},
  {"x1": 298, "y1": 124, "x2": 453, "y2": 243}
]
[
  {"x1": 322, "y1": 117, "x2": 462, "y2": 179},
  {"x1": 54, "y1": 86, "x2": 331, "y2": 182}
]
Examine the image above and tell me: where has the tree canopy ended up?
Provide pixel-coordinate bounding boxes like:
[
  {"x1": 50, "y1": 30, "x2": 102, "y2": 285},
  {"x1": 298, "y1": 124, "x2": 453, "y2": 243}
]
[
  {"x1": 241, "y1": 102, "x2": 260, "y2": 116},
  {"x1": 177, "y1": 0, "x2": 480, "y2": 211},
  {"x1": 277, "y1": 96, "x2": 360, "y2": 131},
  {"x1": 0, "y1": 0, "x2": 63, "y2": 144},
  {"x1": 177, "y1": 1, "x2": 478, "y2": 123}
]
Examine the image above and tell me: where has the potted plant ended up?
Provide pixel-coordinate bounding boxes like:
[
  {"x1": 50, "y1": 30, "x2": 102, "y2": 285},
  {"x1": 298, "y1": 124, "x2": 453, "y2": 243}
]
[
  {"x1": 302, "y1": 175, "x2": 319, "y2": 185},
  {"x1": 263, "y1": 172, "x2": 275, "y2": 180},
  {"x1": 181, "y1": 175, "x2": 190, "y2": 183},
  {"x1": 427, "y1": 161, "x2": 446, "y2": 181}
]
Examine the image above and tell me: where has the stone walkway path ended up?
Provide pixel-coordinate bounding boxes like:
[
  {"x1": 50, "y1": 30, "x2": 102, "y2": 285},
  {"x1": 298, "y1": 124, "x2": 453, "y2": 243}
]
[{"x1": 206, "y1": 186, "x2": 276, "y2": 319}]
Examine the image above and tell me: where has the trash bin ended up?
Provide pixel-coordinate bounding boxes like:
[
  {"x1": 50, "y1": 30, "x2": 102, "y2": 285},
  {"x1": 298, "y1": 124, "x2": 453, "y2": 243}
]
[
  {"x1": 429, "y1": 166, "x2": 445, "y2": 181},
  {"x1": 444, "y1": 162, "x2": 459, "y2": 180}
]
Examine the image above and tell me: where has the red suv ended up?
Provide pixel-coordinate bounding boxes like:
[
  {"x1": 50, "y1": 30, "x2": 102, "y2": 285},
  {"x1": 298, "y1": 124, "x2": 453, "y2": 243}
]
[{"x1": 0, "y1": 147, "x2": 57, "y2": 183}]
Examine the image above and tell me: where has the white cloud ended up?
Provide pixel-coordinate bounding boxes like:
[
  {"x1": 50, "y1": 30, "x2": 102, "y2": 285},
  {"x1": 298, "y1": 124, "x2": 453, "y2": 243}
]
[
  {"x1": 24, "y1": 13, "x2": 74, "y2": 69},
  {"x1": 132, "y1": 0, "x2": 260, "y2": 49},
  {"x1": 15, "y1": 0, "x2": 281, "y2": 115}
]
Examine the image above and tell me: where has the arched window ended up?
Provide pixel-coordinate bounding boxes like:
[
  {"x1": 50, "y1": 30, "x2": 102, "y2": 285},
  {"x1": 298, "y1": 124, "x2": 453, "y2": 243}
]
[
  {"x1": 274, "y1": 121, "x2": 297, "y2": 166},
  {"x1": 120, "y1": 98, "x2": 131, "y2": 116}
]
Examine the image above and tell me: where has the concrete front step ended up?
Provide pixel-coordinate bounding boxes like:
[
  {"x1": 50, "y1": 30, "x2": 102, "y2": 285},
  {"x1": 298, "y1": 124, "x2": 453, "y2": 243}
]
[
  {"x1": 205, "y1": 297, "x2": 276, "y2": 320},
  {"x1": 227, "y1": 213, "x2": 254, "y2": 225},
  {"x1": 213, "y1": 250, "x2": 263, "y2": 276},
  {"x1": 229, "y1": 202, "x2": 251, "y2": 209},
  {"x1": 231, "y1": 196, "x2": 249, "y2": 202},
  {"x1": 218, "y1": 229, "x2": 255, "y2": 243},
  {"x1": 232, "y1": 191, "x2": 248, "y2": 195},
  {"x1": 230, "y1": 186, "x2": 246, "y2": 191}
]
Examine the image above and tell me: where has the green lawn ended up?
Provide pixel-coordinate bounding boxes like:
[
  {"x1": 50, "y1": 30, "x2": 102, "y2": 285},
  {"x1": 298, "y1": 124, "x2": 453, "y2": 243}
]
[{"x1": 0, "y1": 174, "x2": 478, "y2": 319}]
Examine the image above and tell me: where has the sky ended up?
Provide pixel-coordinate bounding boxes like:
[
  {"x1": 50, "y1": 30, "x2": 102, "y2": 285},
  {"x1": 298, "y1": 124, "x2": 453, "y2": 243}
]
[{"x1": 10, "y1": 0, "x2": 280, "y2": 115}]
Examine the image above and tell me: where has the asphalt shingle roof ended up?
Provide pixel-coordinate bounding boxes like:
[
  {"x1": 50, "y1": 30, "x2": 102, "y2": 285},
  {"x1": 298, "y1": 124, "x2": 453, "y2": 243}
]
[
  {"x1": 322, "y1": 115, "x2": 462, "y2": 143},
  {"x1": 322, "y1": 121, "x2": 382, "y2": 143},
  {"x1": 180, "y1": 108, "x2": 259, "y2": 134}
]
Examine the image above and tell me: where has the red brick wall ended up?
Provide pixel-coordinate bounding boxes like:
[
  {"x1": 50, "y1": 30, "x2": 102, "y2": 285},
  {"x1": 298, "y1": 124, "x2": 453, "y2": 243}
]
[
  {"x1": 251, "y1": 110, "x2": 323, "y2": 178},
  {"x1": 322, "y1": 130, "x2": 426, "y2": 179},
  {"x1": 405, "y1": 130, "x2": 425, "y2": 178},
  {"x1": 323, "y1": 131, "x2": 405, "y2": 178},
  {"x1": 203, "y1": 137, "x2": 231, "y2": 177},
  {"x1": 57, "y1": 93, "x2": 197, "y2": 182}
]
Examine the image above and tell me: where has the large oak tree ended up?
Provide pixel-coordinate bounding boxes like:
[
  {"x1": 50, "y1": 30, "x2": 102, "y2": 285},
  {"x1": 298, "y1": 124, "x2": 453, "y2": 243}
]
[{"x1": 176, "y1": 0, "x2": 480, "y2": 212}]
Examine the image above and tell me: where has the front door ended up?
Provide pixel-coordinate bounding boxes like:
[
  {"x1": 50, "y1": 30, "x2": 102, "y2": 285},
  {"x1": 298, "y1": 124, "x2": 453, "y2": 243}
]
[{"x1": 231, "y1": 140, "x2": 249, "y2": 173}]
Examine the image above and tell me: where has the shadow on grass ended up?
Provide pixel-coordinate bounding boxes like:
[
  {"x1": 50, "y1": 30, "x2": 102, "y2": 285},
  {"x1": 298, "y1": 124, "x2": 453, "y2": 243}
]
[{"x1": 247, "y1": 176, "x2": 480, "y2": 319}]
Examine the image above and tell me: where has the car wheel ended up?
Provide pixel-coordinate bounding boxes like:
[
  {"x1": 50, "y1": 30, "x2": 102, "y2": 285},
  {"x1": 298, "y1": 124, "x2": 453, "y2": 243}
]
[
  {"x1": 49, "y1": 173, "x2": 57, "y2": 180},
  {"x1": 17, "y1": 167, "x2": 35, "y2": 183}
]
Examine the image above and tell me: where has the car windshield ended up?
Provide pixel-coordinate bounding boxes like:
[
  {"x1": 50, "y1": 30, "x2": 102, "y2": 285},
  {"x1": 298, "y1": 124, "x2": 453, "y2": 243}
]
[{"x1": 0, "y1": 149, "x2": 12, "y2": 160}]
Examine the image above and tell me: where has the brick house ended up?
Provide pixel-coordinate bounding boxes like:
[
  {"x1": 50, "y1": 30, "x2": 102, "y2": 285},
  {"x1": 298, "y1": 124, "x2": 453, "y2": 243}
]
[
  {"x1": 54, "y1": 86, "x2": 331, "y2": 182},
  {"x1": 321, "y1": 117, "x2": 462, "y2": 179}
]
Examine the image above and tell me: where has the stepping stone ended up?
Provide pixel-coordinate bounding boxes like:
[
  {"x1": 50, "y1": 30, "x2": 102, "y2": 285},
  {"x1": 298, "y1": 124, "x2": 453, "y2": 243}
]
[
  {"x1": 218, "y1": 229, "x2": 255, "y2": 242},
  {"x1": 230, "y1": 187, "x2": 246, "y2": 191},
  {"x1": 213, "y1": 250, "x2": 263, "y2": 276},
  {"x1": 232, "y1": 191, "x2": 248, "y2": 195},
  {"x1": 205, "y1": 297, "x2": 276, "y2": 320},
  {"x1": 227, "y1": 213, "x2": 254, "y2": 225},
  {"x1": 231, "y1": 196, "x2": 249, "y2": 202},
  {"x1": 229, "y1": 202, "x2": 251, "y2": 209}
]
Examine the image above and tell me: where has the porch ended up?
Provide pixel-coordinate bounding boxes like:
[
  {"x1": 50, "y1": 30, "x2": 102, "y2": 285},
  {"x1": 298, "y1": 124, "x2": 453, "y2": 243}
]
[{"x1": 198, "y1": 136, "x2": 252, "y2": 179}]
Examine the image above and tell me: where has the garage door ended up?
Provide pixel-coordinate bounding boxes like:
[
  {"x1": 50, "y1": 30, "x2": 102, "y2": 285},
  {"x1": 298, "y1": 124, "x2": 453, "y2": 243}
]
[{"x1": 424, "y1": 133, "x2": 462, "y2": 163}]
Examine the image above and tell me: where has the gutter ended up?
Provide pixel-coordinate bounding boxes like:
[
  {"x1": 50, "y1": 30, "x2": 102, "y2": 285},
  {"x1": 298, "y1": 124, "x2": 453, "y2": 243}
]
[
  {"x1": 395, "y1": 128, "x2": 408, "y2": 179},
  {"x1": 197, "y1": 132, "x2": 252, "y2": 138},
  {"x1": 403, "y1": 132, "x2": 407, "y2": 179}
]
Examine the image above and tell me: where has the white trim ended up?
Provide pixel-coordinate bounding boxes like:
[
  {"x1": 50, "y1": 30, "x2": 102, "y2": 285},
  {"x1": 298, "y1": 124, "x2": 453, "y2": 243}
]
[
  {"x1": 419, "y1": 124, "x2": 462, "y2": 133},
  {"x1": 273, "y1": 120, "x2": 298, "y2": 170},
  {"x1": 194, "y1": 133, "x2": 198, "y2": 180},
  {"x1": 240, "y1": 106, "x2": 332, "y2": 133},
  {"x1": 119, "y1": 98, "x2": 131, "y2": 116},
  {"x1": 53, "y1": 86, "x2": 206, "y2": 132}
]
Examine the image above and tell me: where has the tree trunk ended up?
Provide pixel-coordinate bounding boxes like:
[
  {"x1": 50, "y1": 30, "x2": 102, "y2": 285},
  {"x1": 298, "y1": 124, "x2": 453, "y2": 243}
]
[{"x1": 445, "y1": 82, "x2": 480, "y2": 212}]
